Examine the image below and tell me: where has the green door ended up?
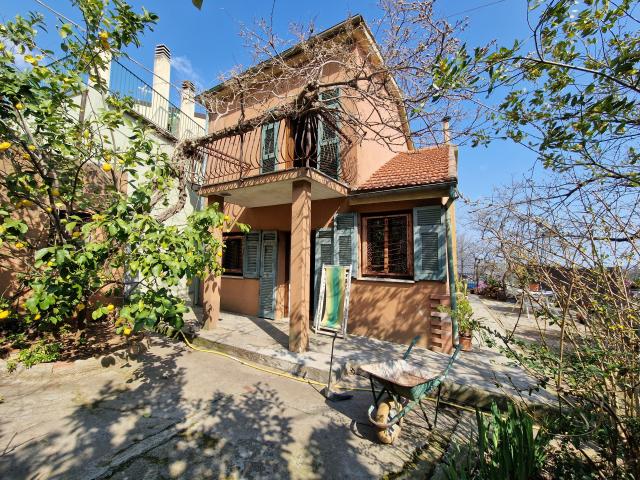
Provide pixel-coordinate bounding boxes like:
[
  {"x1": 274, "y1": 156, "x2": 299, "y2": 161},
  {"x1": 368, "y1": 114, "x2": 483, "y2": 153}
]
[{"x1": 258, "y1": 231, "x2": 278, "y2": 319}]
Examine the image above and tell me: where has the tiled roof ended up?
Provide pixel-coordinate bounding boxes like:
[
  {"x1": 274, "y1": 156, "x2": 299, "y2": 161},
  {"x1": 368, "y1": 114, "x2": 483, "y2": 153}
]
[{"x1": 356, "y1": 145, "x2": 456, "y2": 192}]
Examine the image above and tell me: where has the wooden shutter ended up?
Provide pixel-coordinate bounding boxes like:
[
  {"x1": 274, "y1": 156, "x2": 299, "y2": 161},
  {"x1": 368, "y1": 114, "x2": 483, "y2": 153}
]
[
  {"x1": 334, "y1": 212, "x2": 358, "y2": 278},
  {"x1": 258, "y1": 231, "x2": 278, "y2": 319},
  {"x1": 243, "y1": 231, "x2": 261, "y2": 279},
  {"x1": 413, "y1": 206, "x2": 446, "y2": 281},
  {"x1": 261, "y1": 122, "x2": 279, "y2": 174},
  {"x1": 318, "y1": 89, "x2": 340, "y2": 179},
  {"x1": 314, "y1": 228, "x2": 334, "y2": 310}
]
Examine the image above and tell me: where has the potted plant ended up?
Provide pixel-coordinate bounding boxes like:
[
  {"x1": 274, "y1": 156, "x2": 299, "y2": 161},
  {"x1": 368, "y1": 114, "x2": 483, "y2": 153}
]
[
  {"x1": 455, "y1": 296, "x2": 480, "y2": 351},
  {"x1": 440, "y1": 283, "x2": 480, "y2": 351}
]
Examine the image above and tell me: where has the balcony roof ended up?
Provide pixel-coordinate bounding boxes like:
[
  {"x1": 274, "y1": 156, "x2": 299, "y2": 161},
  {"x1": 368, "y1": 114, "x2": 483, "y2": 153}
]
[{"x1": 198, "y1": 167, "x2": 348, "y2": 208}]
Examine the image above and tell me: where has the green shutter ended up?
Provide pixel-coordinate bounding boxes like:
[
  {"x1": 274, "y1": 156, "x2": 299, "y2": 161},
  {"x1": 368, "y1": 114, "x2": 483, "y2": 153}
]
[
  {"x1": 318, "y1": 89, "x2": 340, "y2": 179},
  {"x1": 243, "y1": 231, "x2": 261, "y2": 279},
  {"x1": 258, "y1": 231, "x2": 278, "y2": 319},
  {"x1": 334, "y1": 212, "x2": 358, "y2": 278},
  {"x1": 260, "y1": 122, "x2": 279, "y2": 174},
  {"x1": 314, "y1": 228, "x2": 334, "y2": 310},
  {"x1": 413, "y1": 206, "x2": 446, "y2": 281}
]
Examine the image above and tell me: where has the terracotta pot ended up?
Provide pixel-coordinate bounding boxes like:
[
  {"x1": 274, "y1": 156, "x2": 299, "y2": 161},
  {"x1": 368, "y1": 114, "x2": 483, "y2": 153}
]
[{"x1": 459, "y1": 334, "x2": 473, "y2": 352}]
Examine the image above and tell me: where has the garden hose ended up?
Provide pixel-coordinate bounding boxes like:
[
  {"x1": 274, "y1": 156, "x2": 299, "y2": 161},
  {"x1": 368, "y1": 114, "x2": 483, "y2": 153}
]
[{"x1": 178, "y1": 330, "x2": 477, "y2": 414}]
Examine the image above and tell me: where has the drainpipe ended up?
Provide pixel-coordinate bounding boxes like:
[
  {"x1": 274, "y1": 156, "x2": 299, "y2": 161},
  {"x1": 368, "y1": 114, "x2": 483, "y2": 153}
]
[{"x1": 444, "y1": 184, "x2": 459, "y2": 345}]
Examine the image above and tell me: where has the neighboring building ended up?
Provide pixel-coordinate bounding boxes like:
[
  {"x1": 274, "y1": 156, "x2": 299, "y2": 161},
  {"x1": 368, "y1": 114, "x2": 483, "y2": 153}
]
[
  {"x1": 0, "y1": 44, "x2": 207, "y2": 304},
  {"x1": 189, "y1": 16, "x2": 459, "y2": 354}
]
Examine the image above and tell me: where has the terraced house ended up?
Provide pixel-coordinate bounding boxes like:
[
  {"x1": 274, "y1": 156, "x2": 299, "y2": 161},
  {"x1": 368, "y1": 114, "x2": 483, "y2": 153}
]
[{"x1": 187, "y1": 16, "x2": 459, "y2": 354}]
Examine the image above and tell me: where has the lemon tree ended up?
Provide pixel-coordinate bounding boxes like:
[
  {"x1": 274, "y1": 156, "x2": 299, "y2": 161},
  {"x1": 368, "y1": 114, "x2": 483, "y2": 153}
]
[{"x1": 0, "y1": 1, "x2": 236, "y2": 339}]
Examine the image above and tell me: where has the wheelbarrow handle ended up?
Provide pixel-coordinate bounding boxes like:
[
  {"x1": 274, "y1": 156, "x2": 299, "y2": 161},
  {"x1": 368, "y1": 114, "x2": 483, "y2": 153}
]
[{"x1": 403, "y1": 335, "x2": 421, "y2": 360}]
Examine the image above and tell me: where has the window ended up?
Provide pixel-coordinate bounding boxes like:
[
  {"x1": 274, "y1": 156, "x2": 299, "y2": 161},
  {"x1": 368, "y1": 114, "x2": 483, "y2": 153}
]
[
  {"x1": 318, "y1": 89, "x2": 340, "y2": 179},
  {"x1": 260, "y1": 122, "x2": 279, "y2": 173},
  {"x1": 222, "y1": 234, "x2": 244, "y2": 275},
  {"x1": 362, "y1": 213, "x2": 413, "y2": 277}
]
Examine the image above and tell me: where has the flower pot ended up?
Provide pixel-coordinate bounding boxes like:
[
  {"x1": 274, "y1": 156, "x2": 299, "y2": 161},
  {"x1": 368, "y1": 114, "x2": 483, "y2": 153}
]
[{"x1": 459, "y1": 334, "x2": 473, "y2": 352}]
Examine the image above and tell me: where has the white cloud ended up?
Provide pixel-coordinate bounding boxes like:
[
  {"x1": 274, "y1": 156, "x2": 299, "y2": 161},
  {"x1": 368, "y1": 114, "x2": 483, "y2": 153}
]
[{"x1": 171, "y1": 55, "x2": 205, "y2": 92}]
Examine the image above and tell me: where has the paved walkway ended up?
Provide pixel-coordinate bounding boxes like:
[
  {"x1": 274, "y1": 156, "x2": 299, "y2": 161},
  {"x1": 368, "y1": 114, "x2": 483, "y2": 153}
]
[
  {"x1": 0, "y1": 337, "x2": 465, "y2": 479},
  {"x1": 186, "y1": 305, "x2": 552, "y2": 409}
]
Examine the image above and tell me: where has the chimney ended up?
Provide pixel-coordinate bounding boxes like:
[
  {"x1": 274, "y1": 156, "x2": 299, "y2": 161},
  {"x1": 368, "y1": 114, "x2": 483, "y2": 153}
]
[
  {"x1": 151, "y1": 44, "x2": 171, "y2": 129},
  {"x1": 179, "y1": 80, "x2": 196, "y2": 139},
  {"x1": 90, "y1": 51, "x2": 112, "y2": 90},
  {"x1": 442, "y1": 116, "x2": 451, "y2": 144}
]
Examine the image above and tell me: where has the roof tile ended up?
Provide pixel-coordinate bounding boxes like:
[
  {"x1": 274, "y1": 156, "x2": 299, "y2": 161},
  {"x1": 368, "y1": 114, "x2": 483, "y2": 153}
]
[{"x1": 356, "y1": 145, "x2": 455, "y2": 191}]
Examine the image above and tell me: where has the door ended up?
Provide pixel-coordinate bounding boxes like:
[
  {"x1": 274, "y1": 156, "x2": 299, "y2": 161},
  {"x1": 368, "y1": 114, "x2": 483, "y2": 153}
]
[{"x1": 258, "y1": 231, "x2": 278, "y2": 319}]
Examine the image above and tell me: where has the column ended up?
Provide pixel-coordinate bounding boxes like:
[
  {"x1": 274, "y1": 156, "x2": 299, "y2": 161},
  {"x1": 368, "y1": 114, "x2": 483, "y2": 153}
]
[
  {"x1": 202, "y1": 195, "x2": 224, "y2": 330},
  {"x1": 289, "y1": 180, "x2": 311, "y2": 352}
]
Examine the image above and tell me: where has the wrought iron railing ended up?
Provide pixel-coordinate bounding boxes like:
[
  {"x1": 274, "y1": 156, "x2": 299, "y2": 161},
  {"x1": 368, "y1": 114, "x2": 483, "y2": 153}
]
[
  {"x1": 187, "y1": 113, "x2": 356, "y2": 188},
  {"x1": 109, "y1": 59, "x2": 206, "y2": 140}
]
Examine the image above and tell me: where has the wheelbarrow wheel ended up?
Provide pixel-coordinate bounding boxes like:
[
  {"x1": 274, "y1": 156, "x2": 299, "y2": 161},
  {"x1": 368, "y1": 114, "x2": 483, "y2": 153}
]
[{"x1": 375, "y1": 398, "x2": 403, "y2": 444}]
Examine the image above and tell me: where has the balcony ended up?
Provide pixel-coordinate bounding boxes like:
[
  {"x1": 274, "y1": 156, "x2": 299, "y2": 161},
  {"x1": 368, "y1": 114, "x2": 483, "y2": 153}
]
[
  {"x1": 108, "y1": 59, "x2": 207, "y2": 140},
  {"x1": 186, "y1": 112, "x2": 356, "y2": 206}
]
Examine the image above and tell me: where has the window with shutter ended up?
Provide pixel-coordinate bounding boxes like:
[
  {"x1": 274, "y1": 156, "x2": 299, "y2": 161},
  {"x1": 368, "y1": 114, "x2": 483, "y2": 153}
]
[
  {"x1": 243, "y1": 231, "x2": 261, "y2": 279},
  {"x1": 334, "y1": 212, "x2": 358, "y2": 278},
  {"x1": 261, "y1": 122, "x2": 279, "y2": 174},
  {"x1": 413, "y1": 206, "x2": 446, "y2": 281},
  {"x1": 222, "y1": 234, "x2": 243, "y2": 275},
  {"x1": 318, "y1": 89, "x2": 340, "y2": 179},
  {"x1": 361, "y1": 213, "x2": 412, "y2": 278}
]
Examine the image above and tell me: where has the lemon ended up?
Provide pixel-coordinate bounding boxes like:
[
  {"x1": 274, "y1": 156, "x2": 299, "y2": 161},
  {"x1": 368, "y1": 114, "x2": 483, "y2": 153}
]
[
  {"x1": 102, "y1": 163, "x2": 112, "y2": 173},
  {"x1": 0, "y1": 141, "x2": 11, "y2": 151},
  {"x1": 15, "y1": 103, "x2": 23, "y2": 110},
  {"x1": 27, "y1": 144, "x2": 36, "y2": 151},
  {"x1": 106, "y1": 304, "x2": 115, "y2": 312},
  {"x1": 0, "y1": 310, "x2": 10, "y2": 319},
  {"x1": 123, "y1": 326, "x2": 132, "y2": 336}
]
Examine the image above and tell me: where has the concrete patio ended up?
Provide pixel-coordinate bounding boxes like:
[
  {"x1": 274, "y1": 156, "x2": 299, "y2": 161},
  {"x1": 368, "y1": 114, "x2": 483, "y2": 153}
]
[{"x1": 183, "y1": 303, "x2": 554, "y2": 410}]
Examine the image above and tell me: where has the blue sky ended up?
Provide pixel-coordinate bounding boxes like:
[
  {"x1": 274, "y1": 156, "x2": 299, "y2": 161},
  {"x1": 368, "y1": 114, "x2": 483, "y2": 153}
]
[{"x1": 1, "y1": 0, "x2": 539, "y2": 225}]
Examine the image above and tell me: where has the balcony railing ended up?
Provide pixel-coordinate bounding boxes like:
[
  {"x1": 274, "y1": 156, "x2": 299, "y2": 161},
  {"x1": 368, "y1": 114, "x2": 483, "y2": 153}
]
[
  {"x1": 187, "y1": 112, "x2": 356, "y2": 188},
  {"x1": 109, "y1": 59, "x2": 206, "y2": 140}
]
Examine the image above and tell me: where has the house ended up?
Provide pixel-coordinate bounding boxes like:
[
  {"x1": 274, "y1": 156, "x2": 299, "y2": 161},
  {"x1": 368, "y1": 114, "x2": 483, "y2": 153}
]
[{"x1": 188, "y1": 16, "x2": 459, "y2": 354}]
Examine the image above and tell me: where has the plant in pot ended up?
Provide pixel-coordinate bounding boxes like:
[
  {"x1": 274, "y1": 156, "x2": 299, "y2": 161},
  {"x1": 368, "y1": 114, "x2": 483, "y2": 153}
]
[{"x1": 455, "y1": 296, "x2": 480, "y2": 351}]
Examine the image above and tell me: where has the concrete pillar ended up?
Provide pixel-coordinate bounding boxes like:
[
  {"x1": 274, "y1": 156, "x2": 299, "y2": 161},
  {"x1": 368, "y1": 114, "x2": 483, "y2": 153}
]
[
  {"x1": 202, "y1": 195, "x2": 224, "y2": 330},
  {"x1": 179, "y1": 80, "x2": 196, "y2": 139},
  {"x1": 289, "y1": 180, "x2": 311, "y2": 352},
  {"x1": 152, "y1": 44, "x2": 171, "y2": 130}
]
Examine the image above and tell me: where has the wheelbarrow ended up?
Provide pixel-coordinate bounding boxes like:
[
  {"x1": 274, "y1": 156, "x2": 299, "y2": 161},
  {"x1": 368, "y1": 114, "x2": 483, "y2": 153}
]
[{"x1": 359, "y1": 337, "x2": 462, "y2": 444}]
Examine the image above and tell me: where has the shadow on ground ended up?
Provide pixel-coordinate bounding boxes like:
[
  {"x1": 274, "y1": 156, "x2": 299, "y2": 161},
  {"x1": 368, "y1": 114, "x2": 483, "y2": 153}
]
[{"x1": 0, "y1": 336, "x2": 459, "y2": 479}]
